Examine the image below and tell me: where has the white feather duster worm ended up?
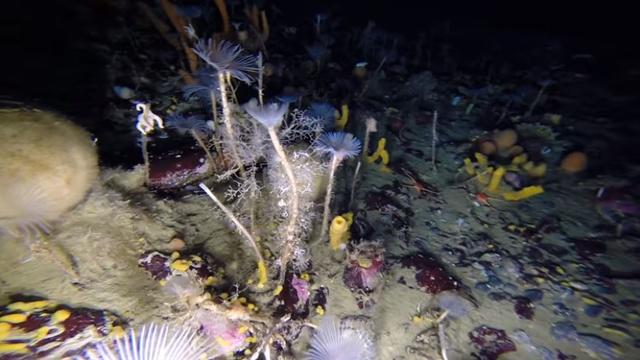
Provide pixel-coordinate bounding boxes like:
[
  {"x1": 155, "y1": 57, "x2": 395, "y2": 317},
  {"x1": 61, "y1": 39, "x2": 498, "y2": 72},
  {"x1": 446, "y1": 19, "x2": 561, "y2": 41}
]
[
  {"x1": 78, "y1": 324, "x2": 214, "y2": 360},
  {"x1": 306, "y1": 316, "x2": 376, "y2": 360}
]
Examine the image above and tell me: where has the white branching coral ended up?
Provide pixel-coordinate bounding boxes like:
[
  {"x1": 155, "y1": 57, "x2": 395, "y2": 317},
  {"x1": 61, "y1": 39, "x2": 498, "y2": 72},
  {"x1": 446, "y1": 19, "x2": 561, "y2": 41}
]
[{"x1": 267, "y1": 149, "x2": 322, "y2": 272}]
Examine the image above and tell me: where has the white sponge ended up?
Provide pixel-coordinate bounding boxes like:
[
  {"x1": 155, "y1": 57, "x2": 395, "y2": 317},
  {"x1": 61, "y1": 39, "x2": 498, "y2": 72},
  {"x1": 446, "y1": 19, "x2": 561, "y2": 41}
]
[{"x1": 0, "y1": 108, "x2": 98, "y2": 238}]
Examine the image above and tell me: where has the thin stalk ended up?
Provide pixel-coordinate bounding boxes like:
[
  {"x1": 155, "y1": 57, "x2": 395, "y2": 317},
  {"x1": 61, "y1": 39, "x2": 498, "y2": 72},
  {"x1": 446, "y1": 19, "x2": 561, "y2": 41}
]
[
  {"x1": 437, "y1": 310, "x2": 449, "y2": 360},
  {"x1": 257, "y1": 53, "x2": 265, "y2": 106},
  {"x1": 218, "y1": 71, "x2": 255, "y2": 239},
  {"x1": 209, "y1": 90, "x2": 225, "y2": 167},
  {"x1": 190, "y1": 130, "x2": 217, "y2": 173},
  {"x1": 526, "y1": 83, "x2": 548, "y2": 117},
  {"x1": 218, "y1": 71, "x2": 245, "y2": 176},
  {"x1": 431, "y1": 110, "x2": 438, "y2": 172},
  {"x1": 199, "y1": 183, "x2": 267, "y2": 286},
  {"x1": 141, "y1": 135, "x2": 150, "y2": 185},
  {"x1": 362, "y1": 129, "x2": 372, "y2": 162},
  {"x1": 348, "y1": 161, "x2": 362, "y2": 209},
  {"x1": 248, "y1": 170, "x2": 258, "y2": 242},
  {"x1": 318, "y1": 156, "x2": 340, "y2": 245},
  {"x1": 267, "y1": 127, "x2": 299, "y2": 284},
  {"x1": 226, "y1": 72, "x2": 241, "y2": 110}
]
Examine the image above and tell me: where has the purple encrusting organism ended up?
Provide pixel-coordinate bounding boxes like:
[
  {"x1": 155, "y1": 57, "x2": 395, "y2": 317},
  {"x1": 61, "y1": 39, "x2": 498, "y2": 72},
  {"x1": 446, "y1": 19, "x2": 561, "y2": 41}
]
[{"x1": 292, "y1": 274, "x2": 311, "y2": 304}]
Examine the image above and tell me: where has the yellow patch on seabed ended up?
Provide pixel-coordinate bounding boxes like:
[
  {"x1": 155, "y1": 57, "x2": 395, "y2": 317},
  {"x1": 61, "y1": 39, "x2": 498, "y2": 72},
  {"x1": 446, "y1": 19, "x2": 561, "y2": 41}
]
[{"x1": 0, "y1": 314, "x2": 27, "y2": 324}]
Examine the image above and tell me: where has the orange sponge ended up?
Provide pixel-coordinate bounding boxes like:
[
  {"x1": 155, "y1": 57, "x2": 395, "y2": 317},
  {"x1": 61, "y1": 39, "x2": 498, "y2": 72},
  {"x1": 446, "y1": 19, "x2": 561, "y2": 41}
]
[{"x1": 561, "y1": 151, "x2": 587, "y2": 173}]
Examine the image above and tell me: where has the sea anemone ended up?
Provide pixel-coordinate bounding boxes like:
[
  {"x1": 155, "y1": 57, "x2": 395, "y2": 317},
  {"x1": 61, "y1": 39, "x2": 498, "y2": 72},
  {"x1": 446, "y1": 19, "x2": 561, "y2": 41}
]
[
  {"x1": 314, "y1": 132, "x2": 362, "y2": 161},
  {"x1": 243, "y1": 98, "x2": 289, "y2": 129},
  {"x1": 192, "y1": 39, "x2": 258, "y2": 84},
  {"x1": 306, "y1": 316, "x2": 375, "y2": 360},
  {"x1": 80, "y1": 324, "x2": 214, "y2": 360}
]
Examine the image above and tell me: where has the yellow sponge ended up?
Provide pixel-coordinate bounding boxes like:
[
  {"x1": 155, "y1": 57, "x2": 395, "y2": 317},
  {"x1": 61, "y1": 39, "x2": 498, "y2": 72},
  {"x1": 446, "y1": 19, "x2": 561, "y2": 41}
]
[
  {"x1": 502, "y1": 185, "x2": 544, "y2": 201},
  {"x1": 336, "y1": 104, "x2": 349, "y2": 130},
  {"x1": 256, "y1": 260, "x2": 268, "y2": 288},
  {"x1": 329, "y1": 213, "x2": 352, "y2": 250},
  {"x1": 367, "y1": 138, "x2": 389, "y2": 165},
  {"x1": 488, "y1": 166, "x2": 506, "y2": 192},
  {"x1": 463, "y1": 158, "x2": 475, "y2": 175}
]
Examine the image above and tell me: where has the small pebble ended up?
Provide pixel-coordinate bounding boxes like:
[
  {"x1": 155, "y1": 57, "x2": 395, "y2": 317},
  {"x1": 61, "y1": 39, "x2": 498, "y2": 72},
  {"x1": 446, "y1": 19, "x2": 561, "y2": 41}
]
[
  {"x1": 511, "y1": 329, "x2": 533, "y2": 347},
  {"x1": 487, "y1": 292, "x2": 508, "y2": 301},
  {"x1": 435, "y1": 291, "x2": 472, "y2": 319},
  {"x1": 552, "y1": 302, "x2": 577, "y2": 320},
  {"x1": 551, "y1": 321, "x2": 578, "y2": 342},
  {"x1": 584, "y1": 304, "x2": 605, "y2": 318},
  {"x1": 167, "y1": 237, "x2": 187, "y2": 252},
  {"x1": 480, "y1": 252, "x2": 502, "y2": 262},
  {"x1": 487, "y1": 275, "x2": 503, "y2": 287},
  {"x1": 475, "y1": 282, "x2": 493, "y2": 293},
  {"x1": 503, "y1": 283, "x2": 518, "y2": 292},
  {"x1": 501, "y1": 257, "x2": 523, "y2": 278},
  {"x1": 523, "y1": 288, "x2": 544, "y2": 302}
]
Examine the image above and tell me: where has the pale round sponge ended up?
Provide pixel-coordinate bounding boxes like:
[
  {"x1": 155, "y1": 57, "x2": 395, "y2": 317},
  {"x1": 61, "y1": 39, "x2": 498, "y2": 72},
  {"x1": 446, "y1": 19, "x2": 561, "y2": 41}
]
[{"x1": 0, "y1": 108, "x2": 98, "y2": 237}]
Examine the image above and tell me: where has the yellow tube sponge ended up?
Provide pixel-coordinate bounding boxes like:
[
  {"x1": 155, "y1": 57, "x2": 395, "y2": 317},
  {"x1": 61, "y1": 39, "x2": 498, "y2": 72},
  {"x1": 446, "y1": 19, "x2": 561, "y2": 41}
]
[
  {"x1": 476, "y1": 167, "x2": 494, "y2": 185},
  {"x1": 0, "y1": 313, "x2": 27, "y2": 324},
  {"x1": 527, "y1": 163, "x2": 547, "y2": 178},
  {"x1": 502, "y1": 185, "x2": 544, "y2": 201},
  {"x1": 51, "y1": 309, "x2": 71, "y2": 323},
  {"x1": 474, "y1": 152, "x2": 488, "y2": 167},
  {"x1": 340, "y1": 212, "x2": 354, "y2": 227},
  {"x1": 0, "y1": 342, "x2": 29, "y2": 354},
  {"x1": 367, "y1": 138, "x2": 389, "y2": 165},
  {"x1": 329, "y1": 214, "x2": 352, "y2": 250},
  {"x1": 335, "y1": 104, "x2": 349, "y2": 130},
  {"x1": 511, "y1": 153, "x2": 528, "y2": 166},
  {"x1": 488, "y1": 166, "x2": 506, "y2": 192},
  {"x1": 0, "y1": 323, "x2": 11, "y2": 341},
  {"x1": 257, "y1": 260, "x2": 268, "y2": 288},
  {"x1": 7, "y1": 301, "x2": 50, "y2": 312},
  {"x1": 463, "y1": 158, "x2": 475, "y2": 175}
]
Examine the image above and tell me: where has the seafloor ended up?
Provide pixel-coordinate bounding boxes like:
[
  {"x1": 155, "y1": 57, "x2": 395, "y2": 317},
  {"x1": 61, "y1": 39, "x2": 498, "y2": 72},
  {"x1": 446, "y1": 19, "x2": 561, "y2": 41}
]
[{"x1": 2, "y1": 1, "x2": 640, "y2": 360}]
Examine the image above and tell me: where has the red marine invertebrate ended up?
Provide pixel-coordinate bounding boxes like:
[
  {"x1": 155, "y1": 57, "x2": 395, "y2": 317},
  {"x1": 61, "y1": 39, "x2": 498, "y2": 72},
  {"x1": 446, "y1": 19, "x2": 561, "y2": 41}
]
[
  {"x1": 402, "y1": 253, "x2": 460, "y2": 295},
  {"x1": 469, "y1": 325, "x2": 517, "y2": 360}
]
